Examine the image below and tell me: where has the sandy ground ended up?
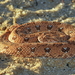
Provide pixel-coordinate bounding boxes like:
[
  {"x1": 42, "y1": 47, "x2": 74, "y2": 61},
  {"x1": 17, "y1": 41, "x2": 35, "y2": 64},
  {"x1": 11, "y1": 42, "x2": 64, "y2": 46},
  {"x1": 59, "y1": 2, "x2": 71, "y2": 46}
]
[{"x1": 0, "y1": 0, "x2": 75, "y2": 75}]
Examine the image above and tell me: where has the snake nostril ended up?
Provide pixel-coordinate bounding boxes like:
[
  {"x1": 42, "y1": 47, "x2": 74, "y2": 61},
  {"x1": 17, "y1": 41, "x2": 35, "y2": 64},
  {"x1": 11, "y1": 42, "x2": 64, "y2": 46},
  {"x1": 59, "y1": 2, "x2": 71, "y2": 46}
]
[
  {"x1": 62, "y1": 47, "x2": 70, "y2": 52},
  {"x1": 44, "y1": 47, "x2": 51, "y2": 53},
  {"x1": 47, "y1": 25, "x2": 53, "y2": 30}
]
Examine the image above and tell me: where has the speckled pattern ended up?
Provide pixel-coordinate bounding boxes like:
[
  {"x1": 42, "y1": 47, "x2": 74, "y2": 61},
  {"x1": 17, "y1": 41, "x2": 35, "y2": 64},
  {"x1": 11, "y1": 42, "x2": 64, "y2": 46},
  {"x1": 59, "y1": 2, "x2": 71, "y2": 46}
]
[
  {"x1": 0, "y1": 0, "x2": 75, "y2": 75},
  {"x1": 0, "y1": 21, "x2": 75, "y2": 58}
]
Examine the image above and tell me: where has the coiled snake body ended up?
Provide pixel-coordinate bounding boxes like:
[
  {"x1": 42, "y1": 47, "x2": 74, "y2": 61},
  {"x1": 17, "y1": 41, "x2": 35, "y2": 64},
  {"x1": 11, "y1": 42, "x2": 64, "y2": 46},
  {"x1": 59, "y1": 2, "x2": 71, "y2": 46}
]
[{"x1": 0, "y1": 21, "x2": 75, "y2": 58}]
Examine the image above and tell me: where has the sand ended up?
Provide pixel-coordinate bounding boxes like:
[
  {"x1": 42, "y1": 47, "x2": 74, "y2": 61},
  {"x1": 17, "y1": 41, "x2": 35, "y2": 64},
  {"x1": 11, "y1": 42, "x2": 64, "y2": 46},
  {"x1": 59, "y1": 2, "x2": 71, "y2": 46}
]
[{"x1": 0, "y1": 0, "x2": 75, "y2": 75}]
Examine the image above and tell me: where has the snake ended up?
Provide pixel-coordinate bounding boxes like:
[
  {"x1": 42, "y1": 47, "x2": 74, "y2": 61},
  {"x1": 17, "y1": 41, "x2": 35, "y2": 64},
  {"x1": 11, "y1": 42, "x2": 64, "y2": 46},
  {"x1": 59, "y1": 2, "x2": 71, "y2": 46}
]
[{"x1": 0, "y1": 21, "x2": 75, "y2": 58}]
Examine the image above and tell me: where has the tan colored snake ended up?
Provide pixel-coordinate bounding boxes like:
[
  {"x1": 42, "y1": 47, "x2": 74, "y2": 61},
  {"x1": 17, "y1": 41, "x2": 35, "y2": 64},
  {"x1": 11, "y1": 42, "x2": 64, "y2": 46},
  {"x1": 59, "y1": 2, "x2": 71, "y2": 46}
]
[{"x1": 0, "y1": 21, "x2": 75, "y2": 58}]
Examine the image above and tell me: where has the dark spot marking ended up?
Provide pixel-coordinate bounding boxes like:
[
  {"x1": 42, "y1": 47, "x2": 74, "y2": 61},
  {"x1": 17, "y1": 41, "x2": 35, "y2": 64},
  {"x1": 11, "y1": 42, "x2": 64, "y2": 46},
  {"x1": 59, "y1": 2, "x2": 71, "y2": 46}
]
[
  {"x1": 22, "y1": 31, "x2": 27, "y2": 34},
  {"x1": 31, "y1": 47, "x2": 36, "y2": 52},
  {"x1": 24, "y1": 37, "x2": 29, "y2": 41},
  {"x1": 17, "y1": 47, "x2": 22, "y2": 52},
  {"x1": 35, "y1": 25, "x2": 40, "y2": 30},
  {"x1": 27, "y1": 27, "x2": 31, "y2": 32},
  {"x1": 66, "y1": 35, "x2": 70, "y2": 40},
  {"x1": 44, "y1": 47, "x2": 51, "y2": 53},
  {"x1": 4, "y1": 46, "x2": 9, "y2": 49},
  {"x1": 58, "y1": 27, "x2": 63, "y2": 32},
  {"x1": 47, "y1": 25, "x2": 53, "y2": 30},
  {"x1": 62, "y1": 47, "x2": 70, "y2": 52}
]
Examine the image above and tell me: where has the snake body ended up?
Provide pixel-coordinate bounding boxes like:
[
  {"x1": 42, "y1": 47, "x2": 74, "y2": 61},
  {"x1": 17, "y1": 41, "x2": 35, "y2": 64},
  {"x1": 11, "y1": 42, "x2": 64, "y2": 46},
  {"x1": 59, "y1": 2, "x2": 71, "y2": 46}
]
[{"x1": 0, "y1": 21, "x2": 75, "y2": 58}]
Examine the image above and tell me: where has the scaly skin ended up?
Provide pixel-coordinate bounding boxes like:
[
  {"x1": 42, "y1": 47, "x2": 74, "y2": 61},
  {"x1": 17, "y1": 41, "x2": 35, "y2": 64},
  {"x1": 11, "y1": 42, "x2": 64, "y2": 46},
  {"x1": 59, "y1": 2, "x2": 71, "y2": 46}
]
[{"x1": 0, "y1": 21, "x2": 75, "y2": 58}]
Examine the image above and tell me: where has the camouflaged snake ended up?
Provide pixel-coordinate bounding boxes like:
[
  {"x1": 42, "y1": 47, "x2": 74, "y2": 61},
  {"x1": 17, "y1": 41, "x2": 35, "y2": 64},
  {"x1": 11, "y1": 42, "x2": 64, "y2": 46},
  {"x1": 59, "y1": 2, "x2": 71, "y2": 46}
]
[{"x1": 0, "y1": 21, "x2": 75, "y2": 58}]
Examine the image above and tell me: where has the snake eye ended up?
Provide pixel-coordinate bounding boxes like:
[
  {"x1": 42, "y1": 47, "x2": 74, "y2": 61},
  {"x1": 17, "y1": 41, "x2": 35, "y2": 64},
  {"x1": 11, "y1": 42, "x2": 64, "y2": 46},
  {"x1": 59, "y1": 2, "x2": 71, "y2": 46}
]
[
  {"x1": 35, "y1": 25, "x2": 40, "y2": 30},
  {"x1": 47, "y1": 25, "x2": 53, "y2": 30},
  {"x1": 62, "y1": 47, "x2": 70, "y2": 52},
  {"x1": 44, "y1": 47, "x2": 51, "y2": 53}
]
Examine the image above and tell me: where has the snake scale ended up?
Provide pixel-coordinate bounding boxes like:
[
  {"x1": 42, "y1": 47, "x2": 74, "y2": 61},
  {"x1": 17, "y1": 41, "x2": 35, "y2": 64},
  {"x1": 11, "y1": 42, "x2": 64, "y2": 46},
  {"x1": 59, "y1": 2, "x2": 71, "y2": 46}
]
[{"x1": 0, "y1": 21, "x2": 75, "y2": 58}]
